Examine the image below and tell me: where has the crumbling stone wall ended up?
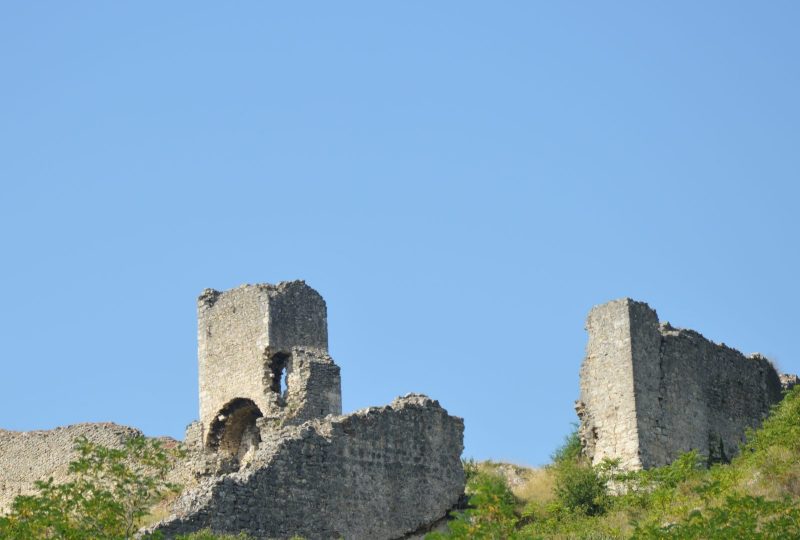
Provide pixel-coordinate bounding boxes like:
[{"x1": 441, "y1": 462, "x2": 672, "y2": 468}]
[
  {"x1": 198, "y1": 281, "x2": 338, "y2": 450},
  {"x1": 0, "y1": 423, "x2": 142, "y2": 513},
  {"x1": 156, "y1": 281, "x2": 465, "y2": 539},
  {"x1": 150, "y1": 395, "x2": 465, "y2": 540},
  {"x1": 2, "y1": 281, "x2": 465, "y2": 540},
  {"x1": 276, "y1": 346, "x2": 342, "y2": 425},
  {"x1": 577, "y1": 298, "x2": 785, "y2": 470}
]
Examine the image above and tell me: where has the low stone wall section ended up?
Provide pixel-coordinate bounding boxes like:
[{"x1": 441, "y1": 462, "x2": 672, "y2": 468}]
[
  {"x1": 150, "y1": 394, "x2": 465, "y2": 540},
  {"x1": 0, "y1": 423, "x2": 142, "y2": 513}
]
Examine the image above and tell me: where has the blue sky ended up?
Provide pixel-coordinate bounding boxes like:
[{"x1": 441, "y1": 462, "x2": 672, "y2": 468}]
[{"x1": 1, "y1": 2, "x2": 798, "y2": 466}]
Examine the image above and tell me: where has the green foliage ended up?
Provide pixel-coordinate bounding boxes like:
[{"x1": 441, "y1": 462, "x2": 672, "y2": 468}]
[
  {"x1": 552, "y1": 459, "x2": 608, "y2": 516},
  {"x1": 551, "y1": 424, "x2": 582, "y2": 464},
  {"x1": 547, "y1": 426, "x2": 610, "y2": 517},
  {"x1": 0, "y1": 435, "x2": 181, "y2": 540},
  {"x1": 635, "y1": 451, "x2": 706, "y2": 490},
  {"x1": 633, "y1": 495, "x2": 800, "y2": 539},
  {"x1": 741, "y1": 386, "x2": 800, "y2": 458},
  {"x1": 729, "y1": 385, "x2": 800, "y2": 497},
  {"x1": 427, "y1": 470, "x2": 520, "y2": 539},
  {"x1": 435, "y1": 388, "x2": 800, "y2": 539},
  {"x1": 611, "y1": 451, "x2": 705, "y2": 515},
  {"x1": 462, "y1": 457, "x2": 479, "y2": 483},
  {"x1": 628, "y1": 387, "x2": 800, "y2": 538}
]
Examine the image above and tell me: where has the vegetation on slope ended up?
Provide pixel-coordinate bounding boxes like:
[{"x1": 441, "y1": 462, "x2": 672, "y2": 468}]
[{"x1": 429, "y1": 386, "x2": 800, "y2": 539}]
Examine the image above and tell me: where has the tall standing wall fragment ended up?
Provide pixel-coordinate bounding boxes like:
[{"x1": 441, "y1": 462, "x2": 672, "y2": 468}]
[
  {"x1": 577, "y1": 298, "x2": 784, "y2": 470},
  {"x1": 198, "y1": 281, "x2": 339, "y2": 449}
]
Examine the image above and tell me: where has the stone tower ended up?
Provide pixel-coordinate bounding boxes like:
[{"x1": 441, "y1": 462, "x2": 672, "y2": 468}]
[
  {"x1": 197, "y1": 281, "x2": 341, "y2": 460},
  {"x1": 576, "y1": 298, "x2": 784, "y2": 470}
]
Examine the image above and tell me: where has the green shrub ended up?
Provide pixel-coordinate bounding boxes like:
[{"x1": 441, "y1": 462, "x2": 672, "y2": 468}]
[
  {"x1": 552, "y1": 459, "x2": 608, "y2": 516},
  {"x1": 0, "y1": 436, "x2": 181, "y2": 540},
  {"x1": 427, "y1": 470, "x2": 519, "y2": 539},
  {"x1": 633, "y1": 494, "x2": 800, "y2": 539},
  {"x1": 462, "y1": 457, "x2": 480, "y2": 483},
  {"x1": 741, "y1": 386, "x2": 800, "y2": 458},
  {"x1": 551, "y1": 425, "x2": 582, "y2": 464}
]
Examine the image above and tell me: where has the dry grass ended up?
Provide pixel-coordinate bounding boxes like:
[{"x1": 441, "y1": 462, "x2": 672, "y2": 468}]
[
  {"x1": 139, "y1": 488, "x2": 182, "y2": 529},
  {"x1": 513, "y1": 466, "x2": 557, "y2": 507},
  {"x1": 473, "y1": 460, "x2": 558, "y2": 516}
]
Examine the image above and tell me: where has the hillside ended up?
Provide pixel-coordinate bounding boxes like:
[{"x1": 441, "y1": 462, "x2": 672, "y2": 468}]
[{"x1": 429, "y1": 386, "x2": 800, "y2": 539}]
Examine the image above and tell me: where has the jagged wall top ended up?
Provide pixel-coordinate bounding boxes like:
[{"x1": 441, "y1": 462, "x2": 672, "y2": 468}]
[{"x1": 577, "y1": 298, "x2": 785, "y2": 470}]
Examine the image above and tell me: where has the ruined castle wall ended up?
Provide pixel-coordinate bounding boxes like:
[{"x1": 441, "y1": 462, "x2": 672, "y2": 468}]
[
  {"x1": 578, "y1": 299, "x2": 643, "y2": 470},
  {"x1": 265, "y1": 281, "x2": 328, "y2": 353},
  {"x1": 151, "y1": 395, "x2": 465, "y2": 540},
  {"x1": 627, "y1": 302, "x2": 664, "y2": 469},
  {"x1": 283, "y1": 347, "x2": 341, "y2": 424},
  {"x1": 578, "y1": 298, "x2": 785, "y2": 470},
  {"x1": 0, "y1": 423, "x2": 142, "y2": 513},
  {"x1": 653, "y1": 332, "x2": 782, "y2": 466},
  {"x1": 198, "y1": 282, "x2": 333, "y2": 446},
  {"x1": 198, "y1": 285, "x2": 272, "y2": 443}
]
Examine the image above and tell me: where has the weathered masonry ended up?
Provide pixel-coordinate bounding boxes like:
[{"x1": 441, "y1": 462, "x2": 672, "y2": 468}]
[
  {"x1": 150, "y1": 281, "x2": 465, "y2": 539},
  {"x1": 154, "y1": 394, "x2": 463, "y2": 540},
  {"x1": 0, "y1": 281, "x2": 464, "y2": 539},
  {"x1": 198, "y1": 282, "x2": 341, "y2": 464},
  {"x1": 0, "y1": 423, "x2": 142, "y2": 514},
  {"x1": 576, "y1": 298, "x2": 787, "y2": 470}
]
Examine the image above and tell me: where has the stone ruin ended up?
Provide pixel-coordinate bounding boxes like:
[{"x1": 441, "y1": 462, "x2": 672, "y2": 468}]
[
  {"x1": 194, "y1": 281, "x2": 341, "y2": 471},
  {"x1": 0, "y1": 281, "x2": 465, "y2": 539},
  {"x1": 146, "y1": 281, "x2": 465, "y2": 539},
  {"x1": 5, "y1": 289, "x2": 797, "y2": 535},
  {"x1": 576, "y1": 298, "x2": 793, "y2": 470}
]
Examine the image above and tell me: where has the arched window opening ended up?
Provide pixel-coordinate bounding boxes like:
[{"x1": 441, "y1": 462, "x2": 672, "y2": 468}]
[
  {"x1": 207, "y1": 398, "x2": 263, "y2": 460},
  {"x1": 268, "y1": 352, "x2": 291, "y2": 406}
]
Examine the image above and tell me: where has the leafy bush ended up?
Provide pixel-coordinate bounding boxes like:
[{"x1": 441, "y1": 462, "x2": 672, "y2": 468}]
[
  {"x1": 427, "y1": 470, "x2": 519, "y2": 539},
  {"x1": 552, "y1": 459, "x2": 608, "y2": 516},
  {"x1": 440, "y1": 388, "x2": 800, "y2": 539},
  {"x1": 741, "y1": 386, "x2": 800, "y2": 458},
  {"x1": 633, "y1": 495, "x2": 800, "y2": 539},
  {"x1": 0, "y1": 435, "x2": 181, "y2": 540},
  {"x1": 551, "y1": 425, "x2": 582, "y2": 464},
  {"x1": 462, "y1": 457, "x2": 480, "y2": 483},
  {"x1": 546, "y1": 425, "x2": 609, "y2": 517}
]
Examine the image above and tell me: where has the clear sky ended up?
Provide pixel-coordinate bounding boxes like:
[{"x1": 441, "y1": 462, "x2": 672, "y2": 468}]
[{"x1": 1, "y1": 2, "x2": 798, "y2": 466}]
